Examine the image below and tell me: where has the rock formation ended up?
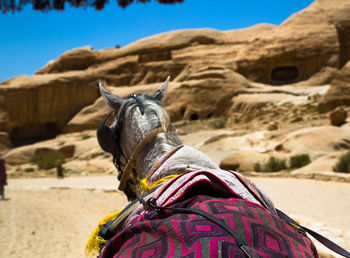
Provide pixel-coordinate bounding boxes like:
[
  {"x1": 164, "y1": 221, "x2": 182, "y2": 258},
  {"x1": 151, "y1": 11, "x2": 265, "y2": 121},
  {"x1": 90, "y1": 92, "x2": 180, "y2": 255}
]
[
  {"x1": 1, "y1": 0, "x2": 350, "y2": 181},
  {"x1": 329, "y1": 106, "x2": 347, "y2": 126},
  {"x1": 0, "y1": 73, "x2": 99, "y2": 146},
  {"x1": 1, "y1": 0, "x2": 350, "y2": 146},
  {"x1": 319, "y1": 61, "x2": 350, "y2": 111}
]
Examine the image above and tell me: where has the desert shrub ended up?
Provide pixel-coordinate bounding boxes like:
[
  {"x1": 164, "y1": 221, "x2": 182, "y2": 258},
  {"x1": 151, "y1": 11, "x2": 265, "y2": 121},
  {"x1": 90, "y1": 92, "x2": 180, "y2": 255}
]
[
  {"x1": 301, "y1": 103, "x2": 318, "y2": 113},
  {"x1": 289, "y1": 154, "x2": 311, "y2": 169},
  {"x1": 254, "y1": 157, "x2": 287, "y2": 172},
  {"x1": 264, "y1": 157, "x2": 287, "y2": 172},
  {"x1": 233, "y1": 117, "x2": 241, "y2": 123},
  {"x1": 82, "y1": 134, "x2": 91, "y2": 140},
  {"x1": 333, "y1": 150, "x2": 350, "y2": 173},
  {"x1": 31, "y1": 150, "x2": 65, "y2": 170},
  {"x1": 243, "y1": 113, "x2": 254, "y2": 123},
  {"x1": 254, "y1": 163, "x2": 262, "y2": 172},
  {"x1": 209, "y1": 118, "x2": 227, "y2": 129},
  {"x1": 24, "y1": 167, "x2": 35, "y2": 172}
]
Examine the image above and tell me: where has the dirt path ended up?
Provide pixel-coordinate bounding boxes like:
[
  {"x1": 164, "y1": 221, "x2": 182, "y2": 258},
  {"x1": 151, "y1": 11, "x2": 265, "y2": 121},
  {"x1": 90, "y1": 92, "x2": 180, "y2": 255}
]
[
  {"x1": 0, "y1": 177, "x2": 349, "y2": 257},
  {"x1": 0, "y1": 185, "x2": 128, "y2": 258}
]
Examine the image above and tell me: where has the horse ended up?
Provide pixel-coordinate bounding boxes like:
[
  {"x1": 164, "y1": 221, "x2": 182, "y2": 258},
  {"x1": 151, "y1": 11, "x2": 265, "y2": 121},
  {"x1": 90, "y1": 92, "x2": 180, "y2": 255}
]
[{"x1": 87, "y1": 77, "x2": 349, "y2": 258}]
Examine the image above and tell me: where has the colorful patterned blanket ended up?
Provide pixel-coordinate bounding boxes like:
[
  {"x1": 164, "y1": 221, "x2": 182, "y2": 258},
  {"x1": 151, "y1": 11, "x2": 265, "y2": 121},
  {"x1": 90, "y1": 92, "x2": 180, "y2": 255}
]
[
  {"x1": 100, "y1": 195, "x2": 318, "y2": 257},
  {"x1": 99, "y1": 169, "x2": 318, "y2": 257}
]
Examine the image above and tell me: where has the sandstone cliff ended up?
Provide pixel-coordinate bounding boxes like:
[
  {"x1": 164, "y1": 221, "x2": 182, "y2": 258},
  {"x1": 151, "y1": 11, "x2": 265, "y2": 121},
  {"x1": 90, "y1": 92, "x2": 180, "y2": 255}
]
[
  {"x1": 1, "y1": 0, "x2": 350, "y2": 180},
  {"x1": 1, "y1": 0, "x2": 350, "y2": 146}
]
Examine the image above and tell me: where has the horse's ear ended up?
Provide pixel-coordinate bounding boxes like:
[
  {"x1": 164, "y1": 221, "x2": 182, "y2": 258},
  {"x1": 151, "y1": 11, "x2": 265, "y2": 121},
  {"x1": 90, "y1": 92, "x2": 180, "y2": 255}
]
[
  {"x1": 99, "y1": 82, "x2": 124, "y2": 111},
  {"x1": 152, "y1": 76, "x2": 170, "y2": 101}
]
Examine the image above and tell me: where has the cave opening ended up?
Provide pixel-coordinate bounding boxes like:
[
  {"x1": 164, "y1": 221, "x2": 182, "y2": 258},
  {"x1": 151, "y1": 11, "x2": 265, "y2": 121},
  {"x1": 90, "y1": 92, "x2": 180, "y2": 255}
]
[
  {"x1": 270, "y1": 66, "x2": 299, "y2": 84},
  {"x1": 9, "y1": 123, "x2": 61, "y2": 147},
  {"x1": 190, "y1": 114, "x2": 199, "y2": 121}
]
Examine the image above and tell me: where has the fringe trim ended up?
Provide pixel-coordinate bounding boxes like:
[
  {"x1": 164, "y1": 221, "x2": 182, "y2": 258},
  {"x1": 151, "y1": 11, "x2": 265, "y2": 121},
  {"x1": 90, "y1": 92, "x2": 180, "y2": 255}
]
[
  {"x1": 139, "y1": 174, "x2": 180, "y2": 193},
  {"x1": 85, "y1": 211, "x2": 121, "y2": 257},
  {"x1": 85, "y1": 174, "x2": 180, "y2": 257}
]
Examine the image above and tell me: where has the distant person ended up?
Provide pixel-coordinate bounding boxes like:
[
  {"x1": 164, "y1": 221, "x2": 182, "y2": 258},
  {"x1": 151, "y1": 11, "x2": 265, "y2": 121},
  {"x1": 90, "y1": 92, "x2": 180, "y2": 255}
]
[
  {"x1": 56, "y1": 162, "x2": 64, "y2": 179},
  {"x1": 0, "y1": 157, "x2": 7, "y2": 200}
]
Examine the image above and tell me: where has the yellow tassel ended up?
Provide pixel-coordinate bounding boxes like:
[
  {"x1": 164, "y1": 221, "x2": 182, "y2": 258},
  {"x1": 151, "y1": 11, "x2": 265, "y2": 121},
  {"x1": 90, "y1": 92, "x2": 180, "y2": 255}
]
[
  {"x1": 85, "y1": 211, "x2": 121, "y2": 257},
  {"x1": 86, "y1": 174, "x2": 180, "y2": 257},
  {"x1": 139, "y1": 174, "x2": 180, "y2": 193}
]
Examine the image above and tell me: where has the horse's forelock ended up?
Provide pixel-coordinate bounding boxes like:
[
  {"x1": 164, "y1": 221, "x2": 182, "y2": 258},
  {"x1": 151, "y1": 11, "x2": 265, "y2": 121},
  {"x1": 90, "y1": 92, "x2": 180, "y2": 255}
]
[
  {"x1": 125, "y1": 97, "x2": 170, "y2": 137},
  {"x1": 116, "y1": 96, "x2": 170, "y2": 139}
]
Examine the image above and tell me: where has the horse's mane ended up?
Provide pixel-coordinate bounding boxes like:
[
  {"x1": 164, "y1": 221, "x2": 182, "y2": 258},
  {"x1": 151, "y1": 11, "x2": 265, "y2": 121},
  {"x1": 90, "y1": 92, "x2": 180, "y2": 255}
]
[
  {"x1": 129, "y1": 96, "x2": 182, "y2": 170},
  {"x1": 110, "y1": 93, "x2": 181, "y2": 178}
]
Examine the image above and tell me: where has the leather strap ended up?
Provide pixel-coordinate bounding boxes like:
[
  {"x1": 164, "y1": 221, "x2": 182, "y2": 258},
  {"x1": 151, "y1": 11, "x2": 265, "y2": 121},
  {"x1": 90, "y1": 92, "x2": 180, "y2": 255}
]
[
  {"x1": 118, "y1": 127, "x2": 164, "y2": 191},
  {"x1": 142, "y1": 195, "x2": 259, "y2": 258},
  {"x1": 277, "y1": 209, "x2": 350, "y2": 257},
  {"x1": 99, "y1": 185, "x2": 162, "y2": 238},
  {"x1": 232, "y1": 171, "x2": 350, "y2": 257},
  {"x1": 229, "y1": 171, "x2": 271, "y2": 211}
]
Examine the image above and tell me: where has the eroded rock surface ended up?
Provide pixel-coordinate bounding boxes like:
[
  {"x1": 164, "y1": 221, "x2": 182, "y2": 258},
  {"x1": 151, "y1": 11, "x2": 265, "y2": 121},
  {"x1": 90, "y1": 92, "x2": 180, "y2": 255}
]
[
  {"x1": 2, "y1": 0, "x2": 350, "y2": 183},
  {"x1": 1, "y1": 0, "x2": 350, "y2": 146},
  {"x1": 319, "y1": 61, "x2": 350, "y2": 111},
  {"x1": 0, "y1": 73, "x2": 99, "y2": 145}
]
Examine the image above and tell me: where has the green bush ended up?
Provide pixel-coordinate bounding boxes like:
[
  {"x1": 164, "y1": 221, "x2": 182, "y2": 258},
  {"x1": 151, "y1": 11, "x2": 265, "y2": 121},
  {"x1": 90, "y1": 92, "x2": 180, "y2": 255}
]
[
  {"x1": 233, "y1": 117, "x2": 241, "y2": 123},
  {"x1": 333, "y1": 151, "x2": 350, "y2": 173},
  {"x1": 254, "y1": 163, "x2": 262, "y2": 172},
  {"x1": 31, "y1": 150, "x2": 65, "y2": 170},
  {"x1": 289, "y1": 154, "x2": 311, "y2": 169},
  {"x1": 264, "y1": 157, "x2": 287, "y2": 172},
  {"x1": 82, "y1": 134, "x2": 91, "y2": 140},
  {"x1": 24, "y1": 167, "x2": 35, "y2": 173},
  {"x1": 254, "y1": 157, "x2": 287, "y2": 172},
  {"x1": 209, "y1": 118, "x2": 227, "y2": 129}
]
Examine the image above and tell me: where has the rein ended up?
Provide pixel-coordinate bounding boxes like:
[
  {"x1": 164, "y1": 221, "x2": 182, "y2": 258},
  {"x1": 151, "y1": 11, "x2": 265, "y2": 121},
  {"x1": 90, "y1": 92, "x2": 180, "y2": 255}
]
[
  {"x1": 136, "y1": 193, "x2": 259, "y2": 258},
  {"x1": 97, "y1": 91, "x2": 167, "y2": 195},
  {"x1": 118, "y1": 127, "x2": 164, "y2": 192},
  {"x1": 95, "y1": 83, "x2": 350, "y2": 257}
]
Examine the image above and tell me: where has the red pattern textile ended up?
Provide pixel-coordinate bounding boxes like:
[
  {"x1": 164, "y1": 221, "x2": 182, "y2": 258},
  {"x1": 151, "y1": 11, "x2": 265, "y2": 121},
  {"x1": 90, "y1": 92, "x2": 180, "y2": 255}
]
[
  {"x1": 124, "y1": 170, "x2": 277, "y2": 229},
  {"x1": 100, "y1": 195, "x2": 318, "y2": 258}
]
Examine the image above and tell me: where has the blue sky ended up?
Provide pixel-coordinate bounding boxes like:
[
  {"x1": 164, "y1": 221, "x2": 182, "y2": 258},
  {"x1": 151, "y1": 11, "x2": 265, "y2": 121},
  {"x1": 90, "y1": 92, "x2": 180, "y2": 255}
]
[{"x1": 0, "y1": 0, "x2": 313, "y2": 82}]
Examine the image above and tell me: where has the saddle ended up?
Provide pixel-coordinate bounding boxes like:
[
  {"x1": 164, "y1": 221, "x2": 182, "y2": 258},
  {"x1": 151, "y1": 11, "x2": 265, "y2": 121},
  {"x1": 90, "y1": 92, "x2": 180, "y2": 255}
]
[{"x1": 97, "y1": 170, "x2": 350, "y2": 257}]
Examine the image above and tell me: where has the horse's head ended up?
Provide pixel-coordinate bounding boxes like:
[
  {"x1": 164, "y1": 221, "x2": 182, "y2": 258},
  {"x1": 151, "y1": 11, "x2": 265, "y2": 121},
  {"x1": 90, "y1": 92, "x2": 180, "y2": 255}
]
[{"x1": 97, "y1": 77, "x2": 181, "y2": 200}]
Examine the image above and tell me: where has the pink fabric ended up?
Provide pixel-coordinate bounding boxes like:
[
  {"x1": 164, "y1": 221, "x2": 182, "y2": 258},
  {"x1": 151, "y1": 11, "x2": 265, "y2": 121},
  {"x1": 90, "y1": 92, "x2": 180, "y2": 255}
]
[
  {"x1": 124, "y1": 170, "x2": 270, "y2": 229},
  {"x1": 195, "y1": 225, "x2": 212, "y2": 232},
  {"x1": 100, "y1": 195, "x2": 319, "y2": 258}
]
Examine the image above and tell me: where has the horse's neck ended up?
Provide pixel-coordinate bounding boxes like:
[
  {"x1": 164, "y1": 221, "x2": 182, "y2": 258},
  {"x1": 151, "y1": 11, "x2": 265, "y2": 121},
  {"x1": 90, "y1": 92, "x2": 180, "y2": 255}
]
[
  {"x1": 121, "y1": 106, "x2": 218, "y2": 180},
  {"x1": 145, "y1": 144, "x2": 220, "y2": 183},
  {"x1": 135, "y1": 132, "x2": 180, "y2": 179}
]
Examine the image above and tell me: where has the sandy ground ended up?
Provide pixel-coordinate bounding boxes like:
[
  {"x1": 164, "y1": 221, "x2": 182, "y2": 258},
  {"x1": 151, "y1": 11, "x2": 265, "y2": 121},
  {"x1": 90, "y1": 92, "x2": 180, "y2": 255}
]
[
  {"x1": 0, "y1": 177, "x2": 129, "y2": 258},
  {"x1": 0, "y1": 176, "x2": 349, "y2": 257}
]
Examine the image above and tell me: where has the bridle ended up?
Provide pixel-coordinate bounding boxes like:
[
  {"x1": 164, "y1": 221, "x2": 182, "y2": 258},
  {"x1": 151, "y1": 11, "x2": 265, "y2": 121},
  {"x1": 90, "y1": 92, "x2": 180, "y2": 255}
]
[
  {"x1": 97, "y1": 93, "x2": 166, "y2": 199},
  {"x1": 118, "y1": 126, "x2": 164, "y2": 192}
]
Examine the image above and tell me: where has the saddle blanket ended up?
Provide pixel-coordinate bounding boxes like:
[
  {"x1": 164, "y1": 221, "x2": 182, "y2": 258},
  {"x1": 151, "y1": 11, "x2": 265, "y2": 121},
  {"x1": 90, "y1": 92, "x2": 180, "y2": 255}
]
[{"x1": 100, "y1": 170, "x2": 318, "y2": 257}]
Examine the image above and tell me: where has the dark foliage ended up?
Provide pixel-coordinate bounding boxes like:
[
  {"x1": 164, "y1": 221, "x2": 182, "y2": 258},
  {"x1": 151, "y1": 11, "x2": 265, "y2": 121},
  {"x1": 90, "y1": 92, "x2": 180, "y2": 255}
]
[
  {"x1": 289, "y1": 154, "x2": 311, "y2": 169},
  {"x1": 0, "y1": 0, "x2": 183, "y2": 13},
  {"x1": 333, "y1": 150, "x2": 350, "y2": 173},
  {"x1": 254, "y1": 157, "x2": 287, "y2": 173},
  {"x1": 31, "y1": 150, "x2": 65, "y2": 170}
]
